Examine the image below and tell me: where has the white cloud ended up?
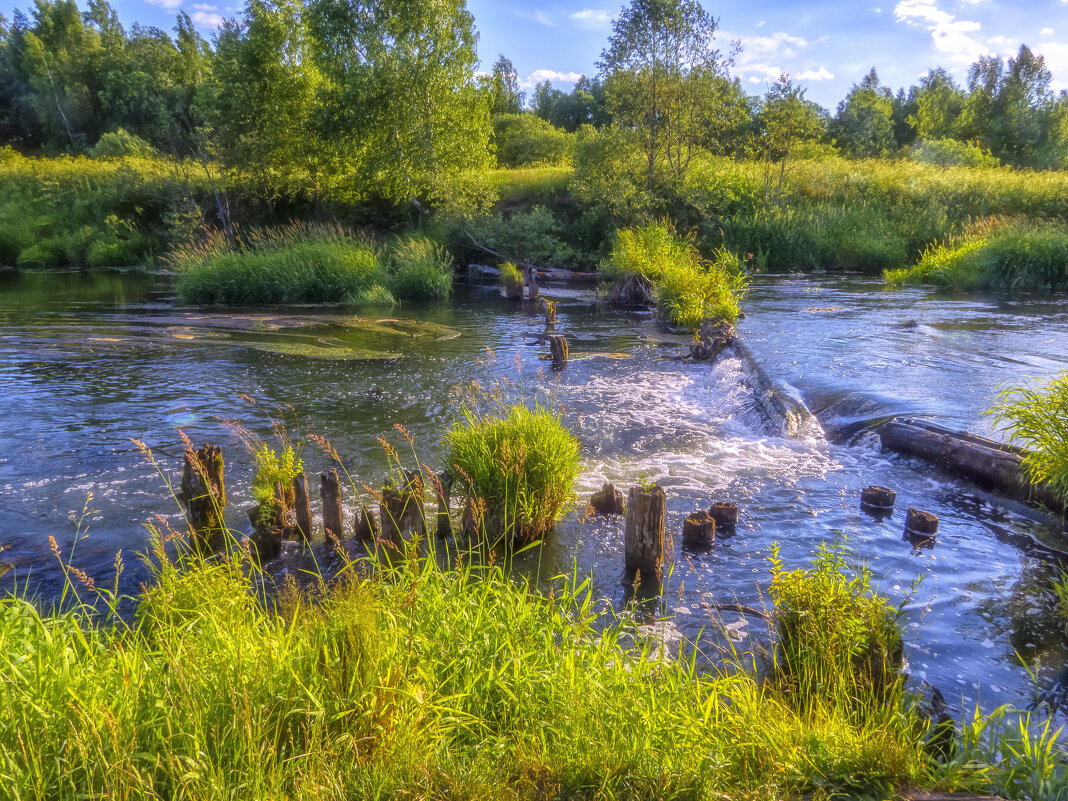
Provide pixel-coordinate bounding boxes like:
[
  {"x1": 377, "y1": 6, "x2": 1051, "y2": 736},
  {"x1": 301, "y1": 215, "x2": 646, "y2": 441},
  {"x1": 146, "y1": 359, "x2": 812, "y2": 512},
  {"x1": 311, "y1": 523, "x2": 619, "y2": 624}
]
[
  {"x1": 893, "y1": 0, "x2": 987, "y2": 64},
  {"x1": 519, "y1": 69, "x2": 585, "y2": 90},
  {"x1": 192, "y1": 3, "x2": 218, "y2": 10},
  {"x1": 570, "y1": 9, "x2": 610, "y2": 29},
  {"x1": 517, "y1": 9, "x2": 555, "y2": 26},
  {"x1": 190, "y1": 10, "x2": 224, "y2": 27},
  {"x1": 1041, "y1": 27, "x2": 1055, "y2": 36},
  {"x1": 730, "y1": 30, "x2": 811, "y2": 83},
  {"x1": 144, "y1": 0, "x2": 183, "y2": 10},
  {"x1": 797, "y1": 66, "x2": 835, "y2": 81},
  {"x1": 1034, "y1": 41, "x2": 1068, "y2": 92}
]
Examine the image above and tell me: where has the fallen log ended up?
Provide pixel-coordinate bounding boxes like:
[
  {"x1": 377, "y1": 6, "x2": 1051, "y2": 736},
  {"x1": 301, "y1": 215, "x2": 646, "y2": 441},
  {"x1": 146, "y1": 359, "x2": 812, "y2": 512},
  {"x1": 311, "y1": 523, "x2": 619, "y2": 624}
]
[{"x1": 877, "y1": 417, "x2": 1065, "y2": 515}]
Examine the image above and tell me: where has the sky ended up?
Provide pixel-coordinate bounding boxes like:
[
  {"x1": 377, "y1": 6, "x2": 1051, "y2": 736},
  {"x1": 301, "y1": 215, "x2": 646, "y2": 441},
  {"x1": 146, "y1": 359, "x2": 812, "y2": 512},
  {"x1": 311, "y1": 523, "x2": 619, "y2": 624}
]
[{"x1": 3, "y1": 0, "x2": 1067, "y2": 109}]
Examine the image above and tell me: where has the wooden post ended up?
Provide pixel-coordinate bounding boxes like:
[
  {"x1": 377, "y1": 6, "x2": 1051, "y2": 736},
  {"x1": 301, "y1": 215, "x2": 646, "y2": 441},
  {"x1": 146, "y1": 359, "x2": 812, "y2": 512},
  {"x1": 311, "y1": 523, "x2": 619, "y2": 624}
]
[
  {"x1": 707, "y1": 502, "x2": 739, "y2": 532},
  {"x1": 905, "y1": 507, "x2": 938, "y2": 540},
  {"x1": 293, "y1": 472, "x2": 312, "y2": 542},
  {"x1": 320, "y1": 469, "x2": 344, "y2": 541},
  {"x1": 682, "y1": 510, "x2": 715, "y2": 547},
  {"x1": 624, "y1": 485, "x2": 667, "y2": 578},
  {"x1": 541, "y1": 298, "x2": 557, "y2": 327},
  {"x1": 525, "y1": 265, "x2": 539, "y2": 301},
  {"x1": 178, "y1": 443, "x2": 227, "y2": 548},
  {"x1": 355, "y1": 505, "x2": 379, "y2": 542},
  {"x1": 861, "y1": 486, "x2": 896, "y2": 515},
  {"x1": 549, "y1": 334, "x2": 568, "y2": 368},
  {"x1": 380, "y1": 470, "x2": 426, "y2": 550},
  {"x1": 434, "y1": 471, "x2": 453, "y2": 538},
  {"x1": 590, "y1": 482, "x2": 625, "y2": 515}
]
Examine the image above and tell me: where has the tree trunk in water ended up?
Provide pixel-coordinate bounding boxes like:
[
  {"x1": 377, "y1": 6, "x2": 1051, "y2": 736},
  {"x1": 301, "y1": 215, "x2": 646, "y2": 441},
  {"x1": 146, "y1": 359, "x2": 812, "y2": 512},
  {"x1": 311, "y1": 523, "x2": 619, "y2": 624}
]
[
  {"x1": 320, "y1": 469, "x2": 344, "y2": 541},
  {"x1": 178, "y1": 443, "x2": 227, "y2": 550},
  {"x1": 380, "y1": 470, "x2": 426, "y2": 552},
  {"x1": 293, "y1": 472, "x2": 313, "y2": 542},
  {"x1": 624, "y1": 485, "x2": 667, "y2": 578},
  {"x1": 549, "y1": 335, "x2": 568, "y2": 368}
]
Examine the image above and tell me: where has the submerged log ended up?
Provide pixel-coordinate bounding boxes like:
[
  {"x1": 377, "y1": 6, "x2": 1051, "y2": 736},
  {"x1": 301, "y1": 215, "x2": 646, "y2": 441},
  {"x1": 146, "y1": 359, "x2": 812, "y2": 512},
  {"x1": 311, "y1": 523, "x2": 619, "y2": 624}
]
[
  {"x1": 293, "y1": 472, "x2": 313, "y2": 542},
  {"x1": 707, "y1": 502, "x2": 739, "y2": 531},
  {"x1": 877, "y1": 417, "x2": 1065, "y2": 514},
  {"x1": 548, "y1": 334, "x2": 569, "y2": 367},
  {"x1": 380, "y1": 469, "x2": 426, "y2": 550},
  {"x1": 624, "y1": 485, "x2": 667, "y2": 578},
  {"x1": 682, "y1": 510, "x2": 715, "y2": 548},
  {"x1": 320, "y1": 469, "x2": 344, "y2": 540},
  {"x1": 689, "y1": 320, "x2": 736, "y2": 362},
  {"x1": 590, "y1": 482, "x2": 625, "y2": 515},
  {"x1": 178, "y1": 443, "x2": 227, "y2": 549}
]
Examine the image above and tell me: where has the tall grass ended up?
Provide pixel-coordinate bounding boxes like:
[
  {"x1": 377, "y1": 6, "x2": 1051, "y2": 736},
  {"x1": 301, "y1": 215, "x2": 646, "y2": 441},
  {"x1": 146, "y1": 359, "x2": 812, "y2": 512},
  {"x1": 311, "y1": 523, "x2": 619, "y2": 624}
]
[
  {"x1": 987, "y1": 371, "x2": 1068, "y2": 505},
  {"x1": 445, "y1": 403, "x2": 581, "y2": 545},
  {"x1": 884, "y1": 217, "x2": 1068, "y2": 290},
  {"x1": 384, "y1": 233, "x2": 455, "y2": 300},
  {"x1": 601, "y1": 221, "x2": 748, "y2": 330}
]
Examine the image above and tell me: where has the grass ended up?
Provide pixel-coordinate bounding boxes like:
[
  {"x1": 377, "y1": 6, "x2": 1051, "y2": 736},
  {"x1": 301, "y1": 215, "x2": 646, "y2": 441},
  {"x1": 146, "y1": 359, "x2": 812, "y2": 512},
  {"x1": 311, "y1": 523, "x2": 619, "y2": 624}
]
[
  {"x1": 884, "y1": 217, "x2": 1068, "y2": 290},
  {"x1": 601, "y1": 221, "x2": 748, "y2": 330},
  {"x1": 987, "y1": 370, "x2": 1068, "y2": 506},
  {"x1": 383, "y1": 234, "x2": 455, "y2": 300},
  {"x1": 445, "y1": 403, "x2": 581, "y2": 545},
  {"x1": 250, "y1": 443, "x2": 303, "y2": 524}
]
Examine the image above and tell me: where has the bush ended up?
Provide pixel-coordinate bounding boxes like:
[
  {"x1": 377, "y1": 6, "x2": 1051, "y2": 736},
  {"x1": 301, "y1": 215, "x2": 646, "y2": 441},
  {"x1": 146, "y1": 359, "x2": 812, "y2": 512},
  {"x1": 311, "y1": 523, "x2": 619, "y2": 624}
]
[
  {"x1": 492, "y1": 113, "x2": 574, "y2": 168},
  {"x1": 601, "y1": 221, "x2": 748, "y2": 329},
  {"x1": 464, "y1": 205, "x2": 576, "y2": 268},
  {"x1": 174, "y1": 224, "x2": 396, "y2": 306},
  {"x1": 445, "y1": 403, "x2": 581, "y2": 544},
  {"x1": 911, "y1": 138, "x2": 1000, "y2": 169},
  {"x1": 987, "y1": 371, "x2": 1068, "y2": 505},
  {"x1": 90, "y1": 128, "x2": 158, "y2": 159},
  {"x1": 385, "y1": 233, "x2": 454, "y2": 300},
  {"x1": 251, "y1": 444, "x2": 303, "y2": 522}
]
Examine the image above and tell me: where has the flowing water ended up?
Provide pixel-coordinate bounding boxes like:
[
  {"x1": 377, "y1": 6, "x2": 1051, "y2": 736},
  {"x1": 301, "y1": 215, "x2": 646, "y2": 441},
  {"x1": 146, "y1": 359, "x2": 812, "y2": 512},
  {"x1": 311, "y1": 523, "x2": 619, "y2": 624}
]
[{"x1": 2, "y1": 269, "x2": 1068, "y2": 716}]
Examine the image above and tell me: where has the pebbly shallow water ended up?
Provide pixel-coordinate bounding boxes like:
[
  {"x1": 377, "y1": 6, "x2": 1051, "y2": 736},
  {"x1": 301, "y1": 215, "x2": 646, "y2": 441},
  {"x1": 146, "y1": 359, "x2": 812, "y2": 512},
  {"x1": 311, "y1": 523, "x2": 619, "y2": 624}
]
[{"x1": 1, "y1": 269, "x2": 1067, "y2": 717}]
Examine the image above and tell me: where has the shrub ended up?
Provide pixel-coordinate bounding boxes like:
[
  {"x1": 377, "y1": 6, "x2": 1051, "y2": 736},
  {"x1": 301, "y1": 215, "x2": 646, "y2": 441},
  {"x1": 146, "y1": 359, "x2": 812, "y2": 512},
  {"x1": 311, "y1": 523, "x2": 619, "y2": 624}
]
[
  {"x1": 385, "y1": 233, "x2": 454, "y2": 300},
  {"x1": 601, "y1": 221, "x2": 748, "y2": 329},
  {"x1": 174, "y1": 224, "x2": 395, "y2": 306},
  {"x1": 251, "y1": 444, "x2": 303, "y2": 522},
  {"x1": 492, "y1": 113, "x2": 574, "y2": 168},
  {"x1": 769, "y1": 540, "x2": 904, "y2": 710},
  {"x1": 987, "y1": 371, "x2": 1068, "y2": 505},
  {"x1": 911, "y1": 138, "x2": 1000, "y2": 169},
  {"x1": 445, "y1": 403, "x2": 581, "y2": 544},
  {"x1": 90, "y1": 128, "x2": 158, "y2": 159},
  {"x1": 464, "y1": 205, "x2": 576, "y2": 268}
]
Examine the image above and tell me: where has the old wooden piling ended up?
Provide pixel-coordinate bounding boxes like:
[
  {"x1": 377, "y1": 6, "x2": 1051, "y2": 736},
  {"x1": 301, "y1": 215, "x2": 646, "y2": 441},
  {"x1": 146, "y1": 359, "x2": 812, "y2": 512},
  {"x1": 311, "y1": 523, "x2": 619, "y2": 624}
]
[
  {"x1": 682, "y1": 510, "x2": 715, "y2": 547},
  {"x1": 541, "y1": 298, "x2": 557, "y2": 327},
  {"x1": 905, "y1": 507, "x2": 939, "y2": 540},
  {"x1": 293, "y1": 472, "x2": 313, "y2": 542},
  {"x1": 320, "y1": 469, "x2": 344, "y2": 540},
  {"x1": 355, "y1": 505, "x2": 379, "y2": 542},
  {"x1": 434, "y1": 471, "x2": 453, "y2": 538},
  {"x1": 624, "y1": 485, "x2": 667, "y2": 578},
  {"x1": 707, "y1": 502, "x2": 739, "y2": 531},
  {"x1": 861, "y1": 485, "x2": 896, "y2": 514},
  {"x1": 590, "y1": 482, "x2": 625, "y2": 515},
  {"x1": 549, "y1": 334, "x2": 568, "y2": 368},
  {"x1": 525, "y1": 264, "x2": 539, "y2": 301},
  {"x1": 178, "y1": 443, "x2": 227, "y2": 548},
  {"x1": 380, "y1": 470, "x2": 426, "y2": 550}
]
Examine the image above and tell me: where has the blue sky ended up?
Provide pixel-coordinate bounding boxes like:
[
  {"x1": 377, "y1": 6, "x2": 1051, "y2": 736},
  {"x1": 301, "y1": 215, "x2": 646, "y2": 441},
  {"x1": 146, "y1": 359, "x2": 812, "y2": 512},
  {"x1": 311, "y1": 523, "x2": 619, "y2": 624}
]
[{"x1": 3, "y1": 0, "x2": 1066, "y2": 108}]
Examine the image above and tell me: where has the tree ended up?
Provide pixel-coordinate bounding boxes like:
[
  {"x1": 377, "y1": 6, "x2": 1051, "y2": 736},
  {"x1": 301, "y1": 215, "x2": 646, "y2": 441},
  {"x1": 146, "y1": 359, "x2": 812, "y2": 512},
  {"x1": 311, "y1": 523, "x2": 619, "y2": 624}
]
[
  {"x1": 599, "y1": 0, "x2": 723, "y2": 187},
  {"x1": 757, "y1": 74, "x2": 825, "y2": 200},
  {"x1": 307, "y1": 0, "x2": 491, "y2": 203},
  {"x1": 997, "y1": 45, "x2": 1053, "y2": 163},
  {"x1": 907, "y1": 67, "x2": 964, "y2": 142},
  {"x1": 486, "y1": 53, "x2": 522, "y2": 115},
  {"x1": 832, "y1": 68, "x2": 895, "y2": 157}
]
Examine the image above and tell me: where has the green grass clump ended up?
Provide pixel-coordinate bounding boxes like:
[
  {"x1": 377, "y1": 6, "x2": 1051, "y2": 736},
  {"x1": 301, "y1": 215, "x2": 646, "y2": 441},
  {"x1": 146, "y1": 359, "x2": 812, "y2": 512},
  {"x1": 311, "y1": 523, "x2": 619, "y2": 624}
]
[
  {"x1": 446, "y1": 403, "x2": 580, "y2": 544},
  {"x1": 885, "y1": 218, "x2": 1068, "y2": 290},
  {"x1": 174, "y1": 224, "x2": 396, "y2": 306},
  {"x1": 251, "y1": 443, "x2": 303, "y2": 523},
  {"x1": 987, "y1": 371, "x2": 1068, "y2": 505},
  {"x1": 601, "y1": 221, "x2": 748, "y2": 330},
  {"x1": 769, "y1": 540, "x2": 905, "y2": 709},
  {"x1": 384, "y1": 233, "x2": 455, "y2": 300}
]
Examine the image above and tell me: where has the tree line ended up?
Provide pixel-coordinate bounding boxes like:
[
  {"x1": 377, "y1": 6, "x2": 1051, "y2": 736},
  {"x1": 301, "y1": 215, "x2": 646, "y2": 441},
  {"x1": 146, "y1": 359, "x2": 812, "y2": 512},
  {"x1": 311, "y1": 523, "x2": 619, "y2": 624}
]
[{"x1": 1, "y1": 0, "x2": 1066, "y2": 205}]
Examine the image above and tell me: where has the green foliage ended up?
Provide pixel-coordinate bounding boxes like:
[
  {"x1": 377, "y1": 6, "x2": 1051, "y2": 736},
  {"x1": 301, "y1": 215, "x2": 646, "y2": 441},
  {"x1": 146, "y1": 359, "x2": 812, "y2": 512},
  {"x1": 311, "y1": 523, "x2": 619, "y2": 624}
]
[
  {"x1": 602, "y1": 220, "x2": 747, "y2": 329},
  {"x1": 89, "y1": 128, "x2": 157, "y2": 159},
  {"x1": 445, "y1": 403, "x2": 580, "y2": 544},
  {"x1": 885, "y1": 218, "x2": 1068, "y2": 291},
  {"x1": 251, "y1": 443, "x2": 302, "y2": 507},
  {"x1": 498, "y1": 260, "x2": 525, "y2": 291},
  {"x1": 492, "y1": 113, "x2": 574, "y2": 168},
  {"x1": 385, "y1": 233, "x2": 454, "y2": 300},
  {"x1": 911, "y1": 138, "x2": 1000, "y2": 168},
  {"x1": 769, "y1": 539, "x2": 904, "y2": 710},
  {"x1": 987, "y1": 370, "x2": 1068, "y2": 505},
  {"x1": 465, "y1": 205, "x2": 576, "y2": 269},
  {"x1": 756, "y1": 75, "x2": 826, "y2": 201},
  {"x1": 174, "y1": 223, "x2": 396, "y2": 306},
  {"x1": 832, "y1": 68, "x2": 896, "y2": 158}
]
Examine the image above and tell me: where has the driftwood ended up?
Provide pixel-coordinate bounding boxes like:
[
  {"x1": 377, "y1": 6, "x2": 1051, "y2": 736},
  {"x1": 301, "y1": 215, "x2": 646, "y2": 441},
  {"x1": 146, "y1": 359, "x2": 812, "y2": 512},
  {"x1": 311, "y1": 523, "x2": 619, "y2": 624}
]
[
  {"x1": 624, "y1": 485, "x2": 667, "y2": 577},
  {"x1": 178, "y1": 443, "x2": 227, "y2": 549},
  {"x1": 877, "y1": 418, "x2": 1065, "y2": 515}
]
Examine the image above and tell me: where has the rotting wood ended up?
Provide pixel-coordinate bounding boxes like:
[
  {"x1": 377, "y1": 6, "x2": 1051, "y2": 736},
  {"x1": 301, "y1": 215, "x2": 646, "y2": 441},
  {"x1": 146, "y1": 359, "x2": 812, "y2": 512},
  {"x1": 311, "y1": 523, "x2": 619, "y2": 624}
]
[
  {"x1": 525, "y1": 265, "x2": 539, "y2": 301},
  {"x1": 682, "y1": 510, "x2": 715, "y2": 547},
  {"x1": 877, "y1": 417, "x2": 1066, "y2": 515},
  {"x1": 689, "y1": 320, "x2": 735, "y2": 362},
  {"x1": 293, "y1": 472, "x2": 312, "y2": 542},
  {"x1": 590, "y1": 482, "x2": 625, "y2": 515},
  {"x1": 905, "y1": 507, "x2": 939, "y2": 539},
  {"x1": 861, "y1": 485, "x2": 896, "y2": 513},
  {"x1": 380, "y1": 469, "x2": 426, "y2": 550},
  {"x1": 178, "y1": 443, "x2": 227, "y2": 549},
  {"x1": 355, "y1": 504, "x2": 378, "y2": 542},
  {"x1": 624, "y1": 485, "x2": 667, "y2": 577},
  {"x1": 549, "y1": 334, "x2": 568, "y2": 367},
  {"x1": 434, "y1": 471, "x2": 453, "y2": 539},
  {"x1": 707, "y1": 502, "x2": 739, "y2": 531},
  {"x1": 320, "y1": 469, "x2": 344, "y2": 540}
]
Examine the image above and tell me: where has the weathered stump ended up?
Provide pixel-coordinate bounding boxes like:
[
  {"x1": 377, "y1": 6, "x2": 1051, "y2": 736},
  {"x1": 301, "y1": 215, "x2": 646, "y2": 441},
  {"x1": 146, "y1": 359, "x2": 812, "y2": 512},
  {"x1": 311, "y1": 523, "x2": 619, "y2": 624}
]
[
  {"x1": 293, "y1": 472, "x2": 313, "y2": 542},
  {"x1": 624, "y1": 485, "x2": 667, "y2": 578},
  {"x1": 434, "y1": 471, "x2": 453, "y2": 539},
  {"x1": 320, "y1": 469, "x2": 344, "y2": 541},
  {"x1": 525, "y1": 265, "x2": 539, "y2": 301},
  {"x1": 861, "y1": 485, "x2": 896, "y2": 515},
  {"x1": 905, "y1": 507, "x2": 939, "y2": 540},
  {"x1": 590, "y1": 482, "x2": 625, "y2": 515},
  {"x1": 461, "y1": 497, "x2": 484, "y2": 540},
  {"x1": 689, "y1": 321, "x2": 736, "y2": 362},
  {"x1": 354, "y1": 505, "x2": 379, "y2": 542},
  {"x1": 548, "y1": 334, "x2": 568, "y2": 368},
  {"x1": 707, "y1": 502, "x2": 739, "y2": 531},
  {"x1": 541, "y1": 298, "x2": 557, "y2": 327},
  {"x1": 682, "y1": 510, "x2": 715, "y2": 547},
  {"x1": 380, "y1": 470, "x2": 426, "y2": 550},
  {"x1": 178, "y1": 443, "x2": 227, "y2": 549}
]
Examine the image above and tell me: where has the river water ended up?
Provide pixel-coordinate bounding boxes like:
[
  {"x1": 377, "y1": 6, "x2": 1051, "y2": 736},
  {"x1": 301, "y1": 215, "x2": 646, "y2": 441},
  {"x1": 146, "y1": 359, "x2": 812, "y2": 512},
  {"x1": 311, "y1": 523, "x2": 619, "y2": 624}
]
[{"x1": 1, "y1": 269, "x2": 1067, "y2": 716}]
